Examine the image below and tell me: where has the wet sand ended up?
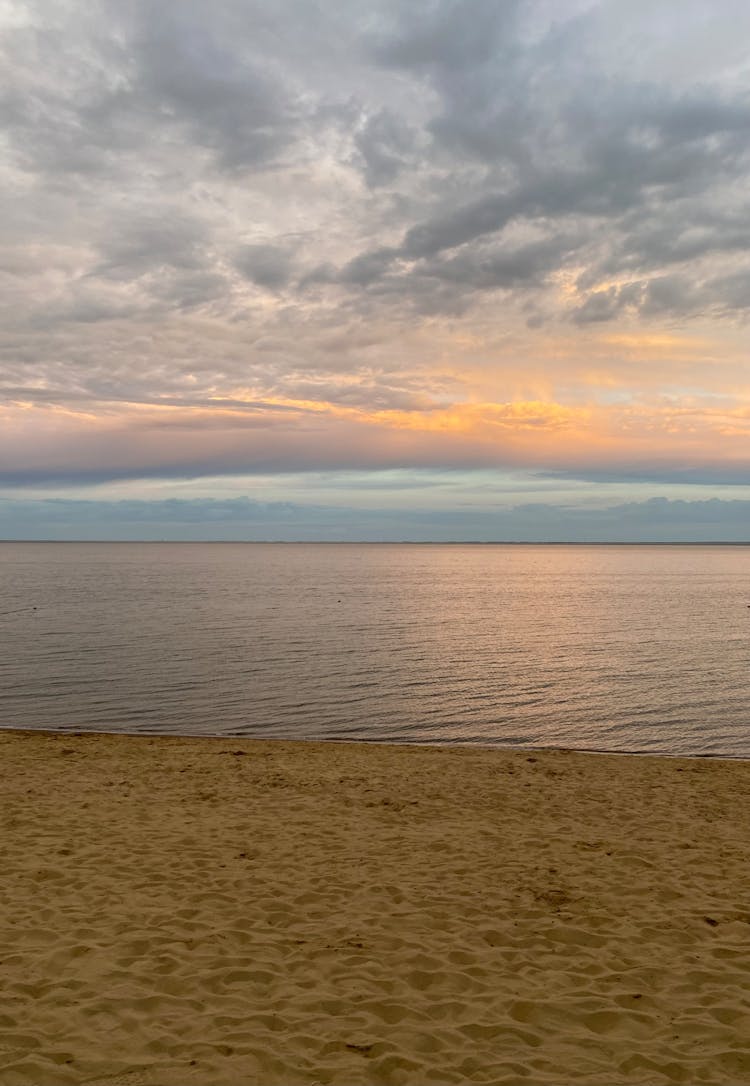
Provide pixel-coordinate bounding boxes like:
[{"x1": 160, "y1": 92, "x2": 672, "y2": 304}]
[{"x1": 2, "y1": 730, "x2": 750, "y2": 1085}]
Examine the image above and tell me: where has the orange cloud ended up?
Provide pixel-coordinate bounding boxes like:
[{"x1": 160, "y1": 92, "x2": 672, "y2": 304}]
[{"x1": 3, "y1": 390, "x2": 750, "y2": 487}]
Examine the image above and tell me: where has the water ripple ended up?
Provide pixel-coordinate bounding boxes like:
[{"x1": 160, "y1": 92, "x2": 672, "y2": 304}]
[{"x1": 1, "y1": 542, "x2": 749, "y2": 755}]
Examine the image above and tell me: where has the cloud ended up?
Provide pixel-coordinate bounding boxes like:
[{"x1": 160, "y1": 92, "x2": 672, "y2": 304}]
[
  {"x1": 1, "y1": 396, "x2": 750, "y2": 488},
  {"x1": 233, "y1": 244, "x2": 294, "y2": 290},
  {"x1": 342, "y1": 0, "x2": 750, "y2": 315},
  {"x1": 128, "y1": 4, "x2": 306, "y2": 172},
  {"x1": 571, "y1": 268, "x2": 750, "y2": 324},
  {"x1": 420, "y1": 233, "x2": 584, "y2": 290},
  {"x1": 372, "y1": 0, "x2": 522, "y2": 73},
  {"x1": 94, "y1": 213, "x2": 211, "y2": 280},
  {"x1": 353, "y1": 109, "x2": 418, "y2": 187},
  {"x1": 1, "y1": 0, "x2": 750, "y2": 514},
  {"x1": 2, "y1": 494, "x2": 749, "y2": 542}
]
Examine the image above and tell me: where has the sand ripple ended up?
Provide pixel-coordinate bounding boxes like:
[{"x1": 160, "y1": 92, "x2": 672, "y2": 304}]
[{"x1": 2, "y1": 733, "x2": 750, "y2": 1084}]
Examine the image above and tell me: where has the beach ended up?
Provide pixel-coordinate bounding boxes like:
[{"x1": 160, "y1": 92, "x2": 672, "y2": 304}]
[{"x1": 2, "y1": 731, "x2": 750, "y2": 1085}]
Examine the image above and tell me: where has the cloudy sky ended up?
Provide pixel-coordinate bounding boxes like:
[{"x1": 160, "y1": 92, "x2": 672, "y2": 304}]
[{"x1": 1, "y1": 0, "x2": 750, "y2": 540}]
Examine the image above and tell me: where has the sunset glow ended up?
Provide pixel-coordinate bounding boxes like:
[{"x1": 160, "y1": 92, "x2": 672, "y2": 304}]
[{"x1": 2, "y1": 0, "x2": 750, "y2": 539}]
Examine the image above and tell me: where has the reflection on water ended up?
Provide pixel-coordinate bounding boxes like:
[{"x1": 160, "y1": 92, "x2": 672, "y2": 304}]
[{"x1": 0, "y1": 542, "x2": 749, "y2": 755}]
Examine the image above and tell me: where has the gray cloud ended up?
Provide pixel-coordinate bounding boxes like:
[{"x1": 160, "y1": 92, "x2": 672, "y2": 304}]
[
  {"x1": 4, "y1": 2, "x2": 749, "y2": 328},
  {"x1": 233, "y1": 244, "x2": 294, "y2": 290},
  {"x1": 571, "y1": 267, "x2": 750, "y2": 324},
  {"x1": 2, "y1": 0, "x2": 750, "y2": 497},
  {"x1": 342, "y1": 1, "x2": 750, "y2": 314},
  {"x1": 128, "y1": 6, "x2": 303, "y2": 172},
  {"x1": 353, "y1": 109, "x2": 418, "y2": 187},
  {"x1": 2, "y1": 494, "x2": 749, "y2": 542},
  {"x1": 421, "y1": 233, "x2": 584, "y2": 290},
  {"x1": 94, "y1": 213, "x2": 211, "y2": 280},
  {"x1": 572, "y1": 282, "x2": 645, "y2": 324},
  {"x1": 0, "y1": 2, "x2": 305, "y2": 180},
  {"x1": 372, "y1": 0, "x2": 522, "y2": 73},
  {"x1": 337, "y1": 247, "x2": 400, "y2": 287}
]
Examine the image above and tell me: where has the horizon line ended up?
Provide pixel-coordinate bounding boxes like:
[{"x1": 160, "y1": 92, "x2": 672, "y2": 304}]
[{"x1": 2, "y1": 539, "x2": 750, "y2": 547}]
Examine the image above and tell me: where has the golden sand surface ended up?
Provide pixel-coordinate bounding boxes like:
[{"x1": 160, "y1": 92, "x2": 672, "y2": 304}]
[{"x1": 2, "y1": 731, "x2": 750, "y2": 1086}]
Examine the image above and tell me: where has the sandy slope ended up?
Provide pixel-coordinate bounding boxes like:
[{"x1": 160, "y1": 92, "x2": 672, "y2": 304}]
[{"x1": 2, "y1": 731, "x2": 750, "y2": 1085}]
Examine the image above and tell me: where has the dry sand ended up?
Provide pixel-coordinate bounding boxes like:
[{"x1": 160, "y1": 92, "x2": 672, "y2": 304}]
[{"x1": 2, "y1": 731, "x2": 750, "y2": 1085}]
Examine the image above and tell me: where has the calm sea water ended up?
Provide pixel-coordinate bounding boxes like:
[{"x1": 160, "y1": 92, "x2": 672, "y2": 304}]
[{"x1": 0, "y1": 542, "x2": 749, "y2": 756}]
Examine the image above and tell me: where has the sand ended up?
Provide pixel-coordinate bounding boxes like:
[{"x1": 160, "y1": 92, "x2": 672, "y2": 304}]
[{"x1": 2, "y1": 732, "x2": 750, "y2": 1086}]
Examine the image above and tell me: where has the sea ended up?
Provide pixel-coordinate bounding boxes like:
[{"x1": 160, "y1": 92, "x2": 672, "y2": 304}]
[{"x1": 1, "y1": 542, "x2": 749, "y2": 756}]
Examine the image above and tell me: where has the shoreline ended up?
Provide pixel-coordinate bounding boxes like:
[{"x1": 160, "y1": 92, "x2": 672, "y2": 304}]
[
  {"x1": 3, "y1": 729, "x2": 750, "y2": 1084},
  {"x1": 2, "y1": 725, "x2": 748, "y2": 762}
]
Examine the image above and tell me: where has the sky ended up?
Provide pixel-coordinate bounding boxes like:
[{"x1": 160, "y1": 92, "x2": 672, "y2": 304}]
[{"x1": 1, "y1": 0, "x2": 750, "y2": 541}]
